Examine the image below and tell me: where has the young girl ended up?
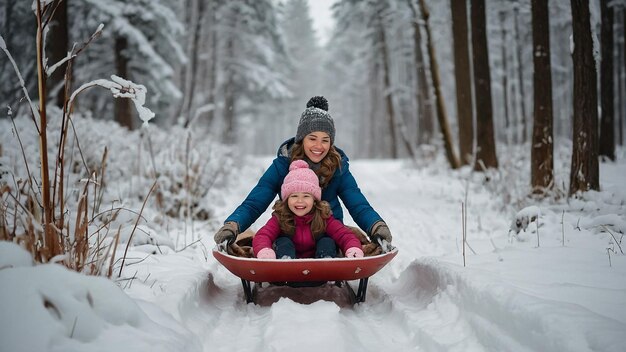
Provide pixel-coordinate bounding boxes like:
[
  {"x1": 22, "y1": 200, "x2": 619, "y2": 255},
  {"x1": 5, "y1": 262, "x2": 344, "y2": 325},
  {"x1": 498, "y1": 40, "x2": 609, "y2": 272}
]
[
  {"x1": 252, "y1": 160, "x2": 364, "y2": 259},
  {"x1": 215, "y1": 96, "x2": 392, "y2": 248}
]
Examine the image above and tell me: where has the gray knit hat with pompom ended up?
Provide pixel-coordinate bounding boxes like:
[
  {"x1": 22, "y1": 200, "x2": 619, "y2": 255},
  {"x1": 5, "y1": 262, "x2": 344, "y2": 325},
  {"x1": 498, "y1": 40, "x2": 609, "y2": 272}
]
[{"x1": 295, "y1": 96, "x2": 335, "y2": 144}]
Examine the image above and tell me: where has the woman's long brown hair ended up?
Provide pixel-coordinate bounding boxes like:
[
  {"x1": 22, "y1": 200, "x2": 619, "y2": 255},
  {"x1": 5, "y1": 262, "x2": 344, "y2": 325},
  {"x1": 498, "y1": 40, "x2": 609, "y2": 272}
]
[
  {"x1": 290, "y1": 142, "x2": 341, "y2": 188},
  {"x1": 272, "y1": 199, "x2": 332, "y2": 239}
]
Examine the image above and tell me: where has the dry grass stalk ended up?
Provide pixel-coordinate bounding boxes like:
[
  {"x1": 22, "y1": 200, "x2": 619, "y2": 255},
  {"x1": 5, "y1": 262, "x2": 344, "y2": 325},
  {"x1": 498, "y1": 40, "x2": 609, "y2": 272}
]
[
  {"x1": 0, "y1": 1, "x2": 137, "y2": 277},
  {"x1": 118, "y1": 181, "x2": 158, "y2": 278}
]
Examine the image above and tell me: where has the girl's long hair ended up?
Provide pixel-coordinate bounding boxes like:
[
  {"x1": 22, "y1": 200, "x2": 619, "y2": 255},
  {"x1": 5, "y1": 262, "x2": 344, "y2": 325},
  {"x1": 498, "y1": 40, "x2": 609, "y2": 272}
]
[
  {"x1": 272, "y1": 199, "x2": 332, "y2": 239},
  {"x1": 290, "y1": 143, "x2": 341, "y2": 188}
]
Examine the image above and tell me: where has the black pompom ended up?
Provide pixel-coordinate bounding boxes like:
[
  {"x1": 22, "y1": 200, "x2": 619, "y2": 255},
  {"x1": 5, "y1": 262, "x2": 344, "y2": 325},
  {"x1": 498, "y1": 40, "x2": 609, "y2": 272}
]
[{"x1": 306, "y1": 96, "x2": 328, "y2": 111}]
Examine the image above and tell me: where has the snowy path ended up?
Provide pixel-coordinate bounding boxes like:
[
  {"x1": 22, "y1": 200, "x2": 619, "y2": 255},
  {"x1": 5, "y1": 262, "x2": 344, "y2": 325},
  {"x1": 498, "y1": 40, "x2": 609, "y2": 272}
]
[{"x1": 123, "y1": 158, "x2": 625, "y2": 352}]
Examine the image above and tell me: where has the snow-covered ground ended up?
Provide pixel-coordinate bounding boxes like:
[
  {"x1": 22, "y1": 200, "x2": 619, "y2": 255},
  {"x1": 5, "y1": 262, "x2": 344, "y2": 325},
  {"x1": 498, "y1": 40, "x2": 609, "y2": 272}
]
[{"x1": 1, "y1": 119, "x2": 625, "y2": 351}]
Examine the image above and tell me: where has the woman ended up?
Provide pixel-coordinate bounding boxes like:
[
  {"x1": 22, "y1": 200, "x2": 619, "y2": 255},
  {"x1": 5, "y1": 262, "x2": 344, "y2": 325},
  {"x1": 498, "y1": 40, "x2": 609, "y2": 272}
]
[{"x1": 214, "y1": 96, "x2": 392, "y2": 247}]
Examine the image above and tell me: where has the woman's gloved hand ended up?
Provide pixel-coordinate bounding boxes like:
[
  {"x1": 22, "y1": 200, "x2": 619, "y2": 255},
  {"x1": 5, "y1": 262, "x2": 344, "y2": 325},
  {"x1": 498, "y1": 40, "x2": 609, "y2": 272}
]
[
  {"x1": 369, "y1": 221, "x2": 392, "y2": 244},
  {"x1": 214, "y1": 222, "x2": 239, "y2": 244},
  {"x1": 256, "y1": 248, "x2": 276, "y2": 259},
  {"x1": 345, "y1": 247, "x2": 364, "y2": 258}
]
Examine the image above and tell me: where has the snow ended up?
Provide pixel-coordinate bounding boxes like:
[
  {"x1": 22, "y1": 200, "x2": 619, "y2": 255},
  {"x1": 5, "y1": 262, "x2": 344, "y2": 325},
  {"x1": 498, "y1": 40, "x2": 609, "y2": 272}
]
[{"x1": 0, "y1": 117, "x2": 625, "y2": 351}]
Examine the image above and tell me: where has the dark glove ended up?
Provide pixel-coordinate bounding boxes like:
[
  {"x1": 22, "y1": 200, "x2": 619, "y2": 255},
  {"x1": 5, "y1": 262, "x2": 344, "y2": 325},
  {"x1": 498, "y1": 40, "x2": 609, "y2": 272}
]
[
  {"x1": 214, "y1": 222, "x2": 239, "y2": 245},
  {"x1": 369, "y1": 221, "x2": 392, "y2": 244}
]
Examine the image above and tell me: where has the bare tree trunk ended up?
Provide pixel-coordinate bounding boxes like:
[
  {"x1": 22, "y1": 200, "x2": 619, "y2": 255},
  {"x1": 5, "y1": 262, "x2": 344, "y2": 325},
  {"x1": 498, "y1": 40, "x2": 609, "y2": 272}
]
[
  {"x1": 619, "y1": 8, "x2": 624, "y2": 146},
  {"x1": 419, "y1": 0, "x2": 460, "y2": 169},
  {"x1": 46, "y1": 0, "x2": 69, "y2": 108},
  {"x1": 205, "y1": 4, "x2": 218, "y2": 127},
  {"x1": 182, "y1": 0, "x2": 207, "y2": 128},
  {"x1": 408, "y1": 0, "x2": 435, "y2": 144},
  {"x1": 177, "y1": 0, "x2": 197, "y2": 125},
  {"x1": 420, "y1": 0, "x2": 461, "y2": 169},
  {"x1": 471, "y1": 0, "x2": 498, "y2": 170},
  {"x1": 223, "y1": 35, "x2": 236, "y2": 144},
  {"x1": 531, "y1": 0, "x2": 554, "y2": 194},
  {"x1": 514, "y1": 5, "x2": 528, "y2": 144},
  {"x1": 369, "y1": 59, "x2": 381, "y2": 158},
  {"x1": 451, "y1": 0, "x2": 474, "y2": 164},
  {"x1": 599, "y1": 0, "x2": 615, "y2": 161},
  {"x1": 114, "y1": 36, "x2": 133, "y2": 129},
  {"x1": 617, "y1": 7, "x2": 626, "y2": 146},
  {"x1": 379, "y1": 18, "x2": 398, "y2": 159},
  {"x1": 499, "y1": 10, "x2": 511, "y2": 145},
  {"x1": 222, "y1": 3, "x2": 239, "y2": 145},
  {"x1": 569, "y1": 0, "x2": 599, "y2": 195}
]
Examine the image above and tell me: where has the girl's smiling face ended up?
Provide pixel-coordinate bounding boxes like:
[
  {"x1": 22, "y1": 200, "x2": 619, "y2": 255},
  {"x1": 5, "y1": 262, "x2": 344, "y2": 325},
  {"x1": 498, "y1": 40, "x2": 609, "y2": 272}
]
[
  {"x1": 302, "y1": 132, "x2": 331, "y2": 163},
  {"x1": 287, "y1": 192, "x2": 315, "y2": 216}
]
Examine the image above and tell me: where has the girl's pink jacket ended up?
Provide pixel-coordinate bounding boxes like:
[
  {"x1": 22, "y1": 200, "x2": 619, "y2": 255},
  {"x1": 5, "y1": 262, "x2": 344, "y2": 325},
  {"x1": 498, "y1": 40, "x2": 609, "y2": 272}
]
[{"x1": 252, "y1": 214, "x2": 362, "y2": 258}]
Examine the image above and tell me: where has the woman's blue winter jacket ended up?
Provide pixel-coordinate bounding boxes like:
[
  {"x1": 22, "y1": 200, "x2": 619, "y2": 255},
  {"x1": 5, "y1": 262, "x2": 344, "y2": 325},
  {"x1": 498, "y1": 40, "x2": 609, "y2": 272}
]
[{"x1": 225, "y1": 138, "x2": 383, "y2": 234}]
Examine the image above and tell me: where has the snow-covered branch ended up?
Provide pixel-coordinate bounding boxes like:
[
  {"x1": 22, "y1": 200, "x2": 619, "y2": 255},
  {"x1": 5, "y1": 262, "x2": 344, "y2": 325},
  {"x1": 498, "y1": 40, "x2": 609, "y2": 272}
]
[{"x1": 68, "y1": 75, "x2": 155, "y2": 127}]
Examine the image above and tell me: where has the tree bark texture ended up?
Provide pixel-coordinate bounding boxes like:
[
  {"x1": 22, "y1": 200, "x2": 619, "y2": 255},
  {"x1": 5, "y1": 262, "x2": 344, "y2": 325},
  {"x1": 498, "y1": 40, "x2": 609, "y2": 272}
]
[
  {"x1": 369, "y1": 57, "x2": 381, "y2": 158},
  {"x1": 531, "y1": 0, "x2": 555, "y2": 193},
  {"x1": 380, "y1": 18, "x2": 398, "y2": 159},
  {"x1": 619, "y1": 8, "x2": 625, "y2": 146},
  {"x1": 205, "y1": 4, "x2": 218, "y2": 126},
  {"x1": 451, "y1": 0, "x2": 474, "y2": 164},
  {"x1": 499, "y1": 11, "x2": 511, "y2": 144},
  {"x1": 599, "y1": 0, "x2": 615, "y2": 160},
  {"x1": 514, "y1": 6, "x2": 528, "y2": 144},
  {"x1": 471, "y1": 0, "x2": 498, "y2": 170},
  {"x1": 223, "y1": 35, "x2": 236, "y2": 144},
  {"x1": 408, "y1": 0, "x2": 435, "y2": 144},
  {"x1": 616, "y1": 7, "x2": 626, "y2": 146},
  {"x1": 569, "y1": 0, "x2": 599, "y2": 195},
  {"x1": 419, "y1": 0, "x2": 460, "y2": 169}
]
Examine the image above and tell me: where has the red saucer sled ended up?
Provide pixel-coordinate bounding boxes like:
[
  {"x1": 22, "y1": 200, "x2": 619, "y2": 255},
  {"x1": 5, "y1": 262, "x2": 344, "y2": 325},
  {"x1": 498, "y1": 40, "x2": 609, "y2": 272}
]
[{"x1": 213, "y1": 247, "x2": 398, "y2": 304}]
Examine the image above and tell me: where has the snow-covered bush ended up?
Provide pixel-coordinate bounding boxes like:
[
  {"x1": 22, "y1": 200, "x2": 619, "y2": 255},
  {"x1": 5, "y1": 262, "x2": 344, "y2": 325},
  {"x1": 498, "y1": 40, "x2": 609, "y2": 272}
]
[{"x1": 1, "y1": 110, "x2": 233, "y2": 221}]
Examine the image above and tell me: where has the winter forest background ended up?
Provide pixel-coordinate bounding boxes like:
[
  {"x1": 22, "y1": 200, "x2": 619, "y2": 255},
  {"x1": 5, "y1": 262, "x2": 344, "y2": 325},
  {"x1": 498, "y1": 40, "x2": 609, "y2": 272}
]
[
  {"x1": 1, "y1": 0, "x2": 626, "y2": 350},
  {"x1": 1, "y1": 0, "x2": 626, "y2": 313},
  {"x1": 1, "y1": 0, "x2": 622, "y2": 159}
]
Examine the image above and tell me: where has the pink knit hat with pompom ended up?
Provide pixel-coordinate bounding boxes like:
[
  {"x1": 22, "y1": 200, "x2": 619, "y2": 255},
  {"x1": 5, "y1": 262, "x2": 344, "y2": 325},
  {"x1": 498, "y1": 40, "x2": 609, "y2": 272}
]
[{"x1": 281, "y1": 160, "x2": 321, "y2": 201}]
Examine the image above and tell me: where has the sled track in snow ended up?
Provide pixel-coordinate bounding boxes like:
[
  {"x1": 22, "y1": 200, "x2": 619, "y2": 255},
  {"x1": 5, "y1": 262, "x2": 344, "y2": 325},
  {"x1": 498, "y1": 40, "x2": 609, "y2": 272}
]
[
  {"x1": 173, "y1": 159, "x2": 625, "y2": 351},
  {"x1": 189, "y1": 269, "x2": 422, "y2": 352},
  {"x1": 183, "y1": 259, "x2": 625, "y2": 352},
  {"x1": 384, "y1": 259, "x2": 626, "y2": 352}
]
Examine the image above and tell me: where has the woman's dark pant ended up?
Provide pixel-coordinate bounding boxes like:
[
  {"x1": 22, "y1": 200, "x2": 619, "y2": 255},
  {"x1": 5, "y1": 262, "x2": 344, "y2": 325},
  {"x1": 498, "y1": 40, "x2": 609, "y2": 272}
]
[{"x1": 274, "y1": 236, "x2": 337, "y2": 259}]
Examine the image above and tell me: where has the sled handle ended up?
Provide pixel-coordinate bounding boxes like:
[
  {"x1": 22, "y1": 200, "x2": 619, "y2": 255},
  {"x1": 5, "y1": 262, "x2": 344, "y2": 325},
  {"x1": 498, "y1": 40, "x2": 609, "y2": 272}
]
[
  {"x1": 377, "y1": 238, "x2": 394, "y2": 253},
  {"x1": 217, "y1": 240, "x2": 230, "y2": 252}
]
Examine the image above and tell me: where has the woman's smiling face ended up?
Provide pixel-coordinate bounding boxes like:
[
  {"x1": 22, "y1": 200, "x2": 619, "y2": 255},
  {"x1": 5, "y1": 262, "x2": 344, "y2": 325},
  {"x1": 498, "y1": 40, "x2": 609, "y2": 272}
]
[{"x1": 302, "y1": 132, "x2": 331, "y2": 163}]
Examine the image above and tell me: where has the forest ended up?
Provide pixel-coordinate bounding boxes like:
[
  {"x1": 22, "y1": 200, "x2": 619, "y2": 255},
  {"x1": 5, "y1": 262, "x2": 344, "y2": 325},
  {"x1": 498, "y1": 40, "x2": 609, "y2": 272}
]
[
  {"x1": 1, "y1": 0, "x2": 625, "y2": 263},
  {"x1": 1, "y1": 2, "x2": 625, "y2": 350}
]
